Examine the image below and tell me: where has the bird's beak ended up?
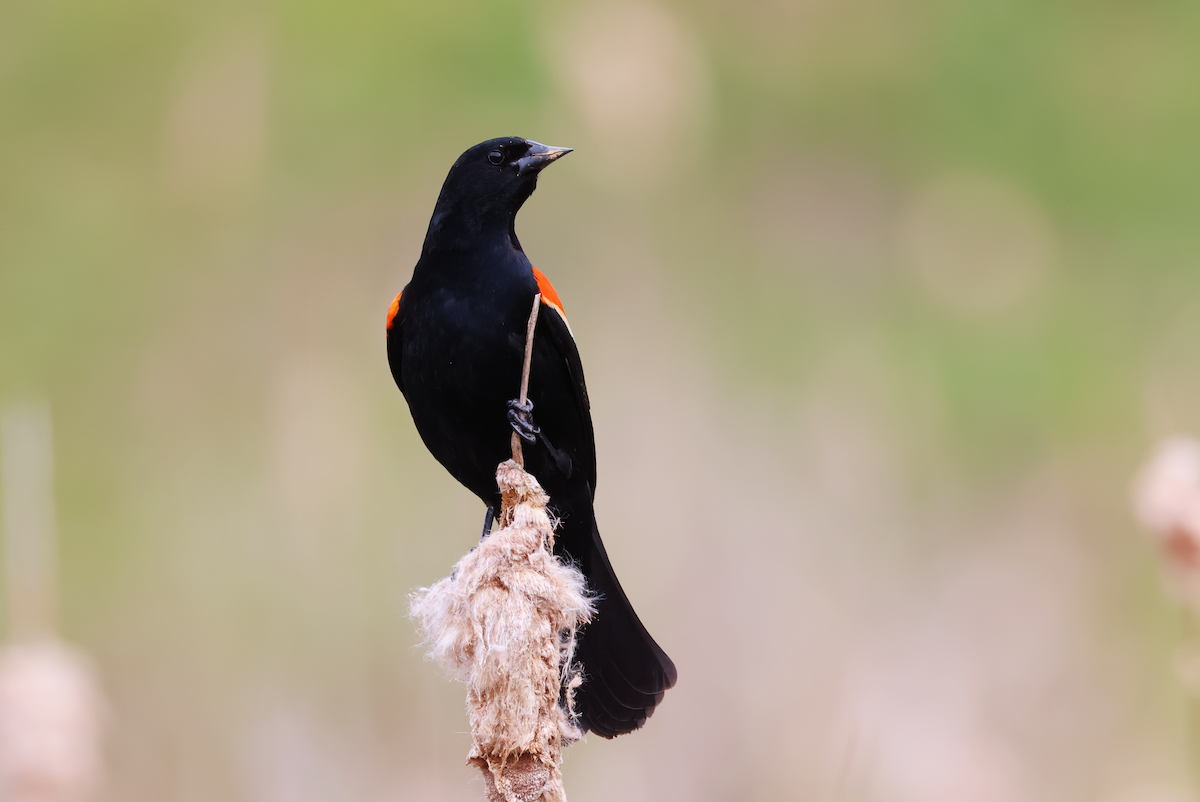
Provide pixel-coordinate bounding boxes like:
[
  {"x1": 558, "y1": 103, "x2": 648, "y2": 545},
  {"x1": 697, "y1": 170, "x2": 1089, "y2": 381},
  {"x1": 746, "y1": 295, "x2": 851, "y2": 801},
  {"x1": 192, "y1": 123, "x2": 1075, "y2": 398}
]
[{"x1": 516, "y1": 140, "x2": 573, "y2": 176}]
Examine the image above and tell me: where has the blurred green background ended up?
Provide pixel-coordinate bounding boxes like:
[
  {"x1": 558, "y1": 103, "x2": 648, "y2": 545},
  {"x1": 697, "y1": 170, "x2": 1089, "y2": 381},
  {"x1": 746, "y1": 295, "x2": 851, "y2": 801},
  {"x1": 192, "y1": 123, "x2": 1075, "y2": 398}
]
[{"x1": 3, "y1": 0, "x2": 1200, "y2": 799}]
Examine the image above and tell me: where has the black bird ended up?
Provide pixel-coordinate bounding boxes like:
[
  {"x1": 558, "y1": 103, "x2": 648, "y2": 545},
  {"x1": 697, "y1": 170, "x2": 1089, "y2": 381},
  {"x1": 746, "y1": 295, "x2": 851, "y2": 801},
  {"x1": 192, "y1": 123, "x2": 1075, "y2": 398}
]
[{"x1": 386, "y1": 137, "x2": 676, "y2": 737}]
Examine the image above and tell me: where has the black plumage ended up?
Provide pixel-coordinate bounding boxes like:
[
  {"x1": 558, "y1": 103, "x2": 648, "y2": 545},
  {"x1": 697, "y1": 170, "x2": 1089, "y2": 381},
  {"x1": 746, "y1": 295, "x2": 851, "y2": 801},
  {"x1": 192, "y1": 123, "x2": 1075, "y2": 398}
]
[{"x1": 386, "y1": 137, "x2": 676, "y2": 737}]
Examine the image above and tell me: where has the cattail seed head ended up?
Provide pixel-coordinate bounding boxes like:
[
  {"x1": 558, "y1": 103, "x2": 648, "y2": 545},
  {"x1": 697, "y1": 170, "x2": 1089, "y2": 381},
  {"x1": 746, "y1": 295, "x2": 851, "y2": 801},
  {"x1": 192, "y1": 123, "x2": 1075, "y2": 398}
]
[
  {"x1": 0, "y1": 639, "x2": 104, "y2": 802},
  {"x1": 1134, "y1": 436, "x2": 1200, "y2": 610}
]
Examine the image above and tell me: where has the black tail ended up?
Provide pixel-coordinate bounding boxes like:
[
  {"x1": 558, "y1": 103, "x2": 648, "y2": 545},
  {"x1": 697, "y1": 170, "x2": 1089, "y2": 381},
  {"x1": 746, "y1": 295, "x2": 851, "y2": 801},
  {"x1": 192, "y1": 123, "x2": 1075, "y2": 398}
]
[{"x1": 556, "y1": 501, "x2": 677, "y2": 738}]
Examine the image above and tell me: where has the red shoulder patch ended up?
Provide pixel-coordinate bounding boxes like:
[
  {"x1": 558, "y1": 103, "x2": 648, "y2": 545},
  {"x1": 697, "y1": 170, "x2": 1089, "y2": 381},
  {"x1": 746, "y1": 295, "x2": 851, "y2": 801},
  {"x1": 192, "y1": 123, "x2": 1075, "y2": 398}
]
[
  {"x1": 386, "y1": 291, "x2": 402, "y2": 334},
  {"x1": 532, "y1": 267, "x2": 569, "y2": 326}
]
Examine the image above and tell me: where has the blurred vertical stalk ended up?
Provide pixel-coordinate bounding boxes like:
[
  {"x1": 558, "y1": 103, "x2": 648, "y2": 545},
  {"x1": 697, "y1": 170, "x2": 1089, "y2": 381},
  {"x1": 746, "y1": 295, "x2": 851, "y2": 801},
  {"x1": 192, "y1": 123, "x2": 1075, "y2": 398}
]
[
  {"x1": 0, "y1": 396, "x2": 105, "y2": 802},
  {"x1": 1134, "y1": 437, "x2": 1200, "y2": 788},
  {"x1": 0, "y1": 397, "x2": 58, "y2": 640}
]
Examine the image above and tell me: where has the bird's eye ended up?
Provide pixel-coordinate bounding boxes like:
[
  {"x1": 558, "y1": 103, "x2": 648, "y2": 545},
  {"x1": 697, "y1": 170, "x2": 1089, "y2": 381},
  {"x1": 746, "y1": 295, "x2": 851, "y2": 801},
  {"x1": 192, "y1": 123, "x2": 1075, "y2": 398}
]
[{"x1": 488, "y1": 150, "x2": 504, "y2": 165}]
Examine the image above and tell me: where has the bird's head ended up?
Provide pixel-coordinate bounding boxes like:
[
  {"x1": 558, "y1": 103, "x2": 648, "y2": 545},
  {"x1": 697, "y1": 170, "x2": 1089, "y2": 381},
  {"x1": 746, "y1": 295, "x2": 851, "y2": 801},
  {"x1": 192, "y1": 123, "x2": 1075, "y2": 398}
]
[{"x1": 423, "y1": 137, "x2": 572, "y2": 254}]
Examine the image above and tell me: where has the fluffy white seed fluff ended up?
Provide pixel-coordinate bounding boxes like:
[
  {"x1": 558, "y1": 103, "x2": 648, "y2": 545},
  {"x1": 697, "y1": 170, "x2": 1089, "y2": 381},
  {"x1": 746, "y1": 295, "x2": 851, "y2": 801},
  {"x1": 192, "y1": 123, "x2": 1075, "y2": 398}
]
[{"x1": 410, "y1": 460, "x2": 593, "y2": 802}]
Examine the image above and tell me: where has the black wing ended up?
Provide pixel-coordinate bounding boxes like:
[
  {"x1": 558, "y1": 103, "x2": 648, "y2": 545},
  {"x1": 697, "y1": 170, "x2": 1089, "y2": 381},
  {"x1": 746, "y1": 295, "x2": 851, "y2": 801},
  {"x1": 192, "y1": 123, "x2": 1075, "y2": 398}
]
[{"x1": 535, "y1": 300, "x2": 598, "y2": 498}]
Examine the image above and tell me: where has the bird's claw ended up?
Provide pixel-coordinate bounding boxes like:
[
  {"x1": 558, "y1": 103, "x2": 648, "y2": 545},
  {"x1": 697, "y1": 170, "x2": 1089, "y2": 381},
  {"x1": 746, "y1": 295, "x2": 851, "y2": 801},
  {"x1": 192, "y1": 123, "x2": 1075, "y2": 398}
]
[{"x1": 507, "y1": 398, "x2": 539, "y2": 443}]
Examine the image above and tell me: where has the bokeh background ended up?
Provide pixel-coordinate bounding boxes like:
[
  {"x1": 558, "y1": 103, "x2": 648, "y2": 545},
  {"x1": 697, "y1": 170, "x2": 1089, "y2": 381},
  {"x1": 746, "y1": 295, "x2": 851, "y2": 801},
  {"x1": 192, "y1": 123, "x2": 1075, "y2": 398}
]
[{"x1": 3, "y1": 0, "x2": 1200, "y2": 799}]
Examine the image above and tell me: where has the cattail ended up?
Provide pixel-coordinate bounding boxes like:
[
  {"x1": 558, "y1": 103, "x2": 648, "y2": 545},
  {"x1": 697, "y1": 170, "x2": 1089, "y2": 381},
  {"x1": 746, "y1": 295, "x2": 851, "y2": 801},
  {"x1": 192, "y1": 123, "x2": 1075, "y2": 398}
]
[
  {"x1": 1133, "y1": 436, "x2": 1200, "y2": 613},
  {"x1": 0, "y1": 400, "x2": 105, "y2": 802},
  {"x1": 410, "y1": 460, "x2": 593, "y2": 802},
  {"x1": 0, "y1": 640, "x2": 103, "y2": 802}
]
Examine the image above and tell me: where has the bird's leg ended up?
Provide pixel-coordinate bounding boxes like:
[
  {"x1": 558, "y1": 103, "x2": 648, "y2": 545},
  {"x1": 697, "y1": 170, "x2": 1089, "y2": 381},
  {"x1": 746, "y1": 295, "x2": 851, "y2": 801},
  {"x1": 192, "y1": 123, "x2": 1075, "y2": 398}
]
[
  {"x1": 507, "y1": 398, "x2": 540, "y2": 443},
  {"x1": 480, "y1": 505, "x2": 495, "y2": 541}
]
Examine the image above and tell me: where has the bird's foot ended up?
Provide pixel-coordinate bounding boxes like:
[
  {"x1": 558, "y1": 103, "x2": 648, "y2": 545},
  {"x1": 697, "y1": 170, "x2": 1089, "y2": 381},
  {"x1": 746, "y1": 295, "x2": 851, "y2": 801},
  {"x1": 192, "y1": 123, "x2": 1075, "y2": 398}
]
[
  {"x1": 480, "y1": 506, "x2": 495, "y2": 541},
  {"x1": 507, "y1": 398, "x2": 540, "y2": 444}
]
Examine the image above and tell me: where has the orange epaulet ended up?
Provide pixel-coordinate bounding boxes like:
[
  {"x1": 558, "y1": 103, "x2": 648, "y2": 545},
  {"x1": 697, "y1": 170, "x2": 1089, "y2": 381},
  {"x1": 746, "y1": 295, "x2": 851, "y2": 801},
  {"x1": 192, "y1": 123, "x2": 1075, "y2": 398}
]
[
  {"x1": 386, "y1": 291, "x2": 402, "y2": 334},
  {"x1": 532, "y1": 267, "x2": 570, "y2": 332}
]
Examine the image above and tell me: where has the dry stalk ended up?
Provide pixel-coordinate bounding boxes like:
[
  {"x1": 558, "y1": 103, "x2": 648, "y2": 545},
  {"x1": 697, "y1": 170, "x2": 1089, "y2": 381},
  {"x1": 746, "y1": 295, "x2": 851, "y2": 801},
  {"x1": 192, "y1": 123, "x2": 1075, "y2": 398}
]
[{"x1": 510, "y1": 293, "x2": 541, "y2": 469}]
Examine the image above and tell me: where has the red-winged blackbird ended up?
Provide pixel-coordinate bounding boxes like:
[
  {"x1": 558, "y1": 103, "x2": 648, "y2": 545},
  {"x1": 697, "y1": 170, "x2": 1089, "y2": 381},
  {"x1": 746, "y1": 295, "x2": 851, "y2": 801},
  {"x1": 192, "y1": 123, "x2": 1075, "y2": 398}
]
[{"x1": 387, "y1": 137, "x2": 676, "y2": 737}]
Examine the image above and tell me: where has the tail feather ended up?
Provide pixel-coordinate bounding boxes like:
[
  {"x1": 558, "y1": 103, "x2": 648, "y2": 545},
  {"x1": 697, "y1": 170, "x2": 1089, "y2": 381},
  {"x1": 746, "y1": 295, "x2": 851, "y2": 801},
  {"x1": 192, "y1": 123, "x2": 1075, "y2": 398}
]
[{"x1": 558, "y1": 506, "x2": 676, "y2": 738}]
